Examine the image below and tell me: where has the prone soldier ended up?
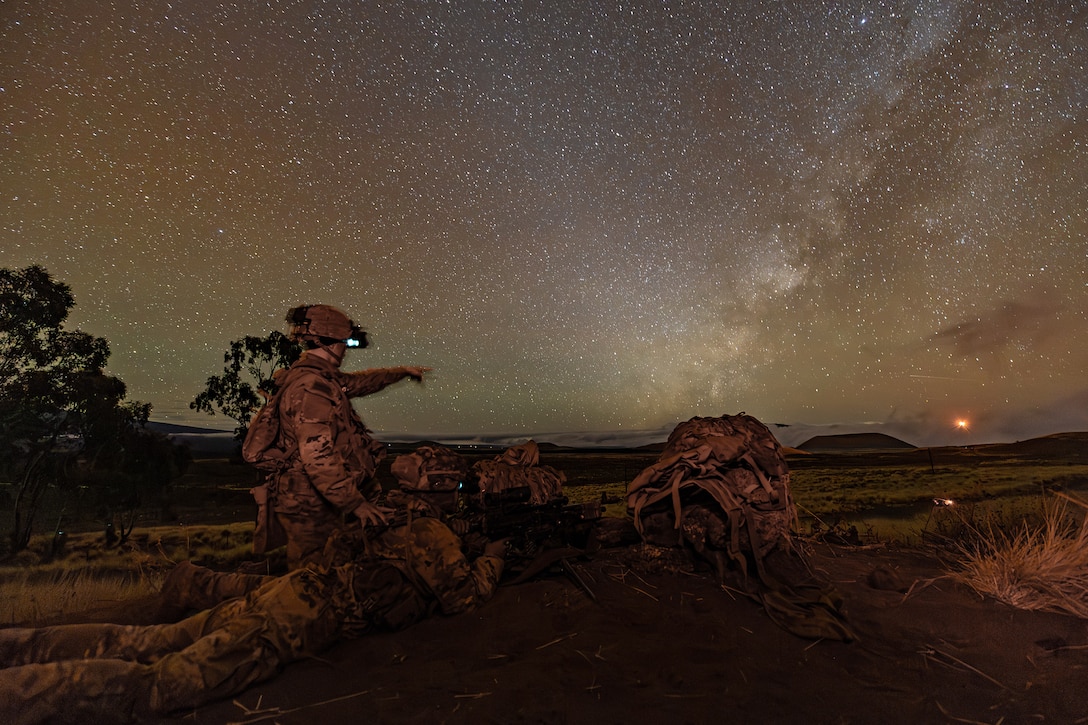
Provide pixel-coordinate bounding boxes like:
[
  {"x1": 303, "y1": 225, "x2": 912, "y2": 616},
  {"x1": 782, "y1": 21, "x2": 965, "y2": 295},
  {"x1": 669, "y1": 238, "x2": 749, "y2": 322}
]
[{"x1": 0, "y1": 477, "x2": 506, "y2": 725}]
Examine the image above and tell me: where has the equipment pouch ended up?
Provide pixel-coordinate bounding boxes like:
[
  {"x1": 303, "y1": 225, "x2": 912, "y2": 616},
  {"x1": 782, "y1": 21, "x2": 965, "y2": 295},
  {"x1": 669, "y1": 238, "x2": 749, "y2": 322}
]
[{"x1": 251, "y1": 478, "x2": 287, "y2": 554}]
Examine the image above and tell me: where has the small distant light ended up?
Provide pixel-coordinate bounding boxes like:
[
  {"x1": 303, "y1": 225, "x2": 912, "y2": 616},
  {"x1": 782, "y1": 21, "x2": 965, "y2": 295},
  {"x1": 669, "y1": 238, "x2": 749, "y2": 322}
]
[{"x1": 933, "y1": 498, "x2": 955, "y2": 507}]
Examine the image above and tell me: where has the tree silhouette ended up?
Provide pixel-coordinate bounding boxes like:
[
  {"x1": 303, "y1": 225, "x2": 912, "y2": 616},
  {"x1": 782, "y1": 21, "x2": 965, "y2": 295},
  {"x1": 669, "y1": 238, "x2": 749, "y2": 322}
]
[
  {"x1": 0, "y1": 265, "x2": 181, "y2": 552},
  {"x1": 190, "y1": 331, "x2": 302, "y2": 441}
]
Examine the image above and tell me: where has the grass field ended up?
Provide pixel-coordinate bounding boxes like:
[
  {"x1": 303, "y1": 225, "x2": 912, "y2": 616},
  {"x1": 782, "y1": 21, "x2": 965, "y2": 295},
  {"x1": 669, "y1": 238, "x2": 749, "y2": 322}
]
[
  {"x1": 784, "y1": 444, "x2": 1088, "y2": 544},
  {"x1": 0, "y1": 520, "x2": 257, "y2": 627},
  {"x1": 3, "y1": 436, "x2": 1087, "y2": 625}
]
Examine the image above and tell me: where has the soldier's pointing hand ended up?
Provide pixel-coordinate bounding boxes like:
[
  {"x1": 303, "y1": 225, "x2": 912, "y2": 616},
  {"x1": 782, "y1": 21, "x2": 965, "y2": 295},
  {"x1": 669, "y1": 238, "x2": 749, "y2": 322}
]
[{"x1": 401, "y1": 366, "x2": 431, "y2": 382}]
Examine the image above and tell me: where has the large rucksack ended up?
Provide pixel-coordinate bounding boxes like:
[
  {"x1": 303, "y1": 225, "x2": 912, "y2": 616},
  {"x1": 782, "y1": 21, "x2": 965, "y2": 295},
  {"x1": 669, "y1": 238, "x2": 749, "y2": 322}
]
[
  {"x1": 470, "y1": 440, "x2": 566, "y2": 505},
  {"x1": 626, "y1": 413, "x2": 795, "y2": 577},
  {"x1": 627, "y1": 413, "x2": 854, "y2": 642},
  {"x1": 240, "y1": 367, "x2": 315, "y2": 473}
]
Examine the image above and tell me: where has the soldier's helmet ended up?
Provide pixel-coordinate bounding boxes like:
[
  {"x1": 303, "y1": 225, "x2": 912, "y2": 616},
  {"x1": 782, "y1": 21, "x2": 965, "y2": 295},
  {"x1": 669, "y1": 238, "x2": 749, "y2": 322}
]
[
  {"x1": 390, "y1": 446, "x2": 470, "y2": 514},
  {"x1": 286, "y1": 304, "x2": 367, "y2": 347},
  {"x1": 391, "y1": 445, "x2": 469, "y2": 494}
]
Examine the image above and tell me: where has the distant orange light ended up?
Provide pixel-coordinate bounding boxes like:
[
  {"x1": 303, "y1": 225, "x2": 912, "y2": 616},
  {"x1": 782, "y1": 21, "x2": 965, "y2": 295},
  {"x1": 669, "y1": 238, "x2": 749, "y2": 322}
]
[{"x1": 955, "y1": 419, "x2": 970, "y2": 431}]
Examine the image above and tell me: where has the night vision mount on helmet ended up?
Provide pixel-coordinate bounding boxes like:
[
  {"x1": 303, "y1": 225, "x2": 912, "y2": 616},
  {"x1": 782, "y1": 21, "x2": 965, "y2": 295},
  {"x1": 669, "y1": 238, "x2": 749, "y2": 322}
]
[{"x1": 286, "y1": 304, "x2": 368, "y2": 348}]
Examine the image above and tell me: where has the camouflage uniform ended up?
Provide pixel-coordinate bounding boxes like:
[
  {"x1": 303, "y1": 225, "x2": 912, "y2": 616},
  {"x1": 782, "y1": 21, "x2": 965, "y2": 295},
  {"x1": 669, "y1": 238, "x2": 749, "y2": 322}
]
[
  {"x1": 273, "y1": 352, "x2": 419, "y2": 568},
  {"x1": 0, "y1": 516, "x2": 503, "y2": 725}
]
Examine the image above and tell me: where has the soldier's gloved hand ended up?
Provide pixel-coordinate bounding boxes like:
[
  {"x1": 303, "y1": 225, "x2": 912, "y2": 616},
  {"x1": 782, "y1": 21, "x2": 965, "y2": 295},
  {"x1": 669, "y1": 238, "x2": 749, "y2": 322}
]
[
  {"x1": 353, "y1": 500, "x2": 388, "y2": 528},
  {"x1": 401, "y1": 366, "x2": 431, "y2": 382},
  {"x1": 483, "y1": 538, "x2": 510, "y2": 559}
]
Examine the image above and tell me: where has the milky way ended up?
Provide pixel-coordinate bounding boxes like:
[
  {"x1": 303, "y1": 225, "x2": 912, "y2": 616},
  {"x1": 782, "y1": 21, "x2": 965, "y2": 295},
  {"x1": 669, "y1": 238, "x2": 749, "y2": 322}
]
[{"x1": 2, "y1": 1, "x2": 1086, "y2": 447}]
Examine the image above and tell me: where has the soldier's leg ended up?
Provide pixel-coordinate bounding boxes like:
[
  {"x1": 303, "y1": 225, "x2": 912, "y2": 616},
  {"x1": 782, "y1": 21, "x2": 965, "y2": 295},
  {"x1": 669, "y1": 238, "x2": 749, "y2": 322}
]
[
  {"x1": 148, "y1": 610, "x2": 280, "y2": 714},
  {"x1": 161, "y1": 560, "x2": 272, "y2": 611},
  {"x1": 0, "y1": 623, "x2": 169, "y2": 668},
  {"x1": 153, "y1": 569, "x2": 342, "y2": 714},
  {"x1": 277, "y1": 511, "x2": 306, "y2": 570},
  {"x1": 0, "y1": 610, "x2": 274, "y2": 723},
  {"x1": 0, "y1": 658, "x2": 155, "y2": 725},
  {"x1": 0, "y1": 599, "x2": 250, "y2": 667},
  {"x1": 0, "y1": 572, "x2": 342, "y2": 722}
]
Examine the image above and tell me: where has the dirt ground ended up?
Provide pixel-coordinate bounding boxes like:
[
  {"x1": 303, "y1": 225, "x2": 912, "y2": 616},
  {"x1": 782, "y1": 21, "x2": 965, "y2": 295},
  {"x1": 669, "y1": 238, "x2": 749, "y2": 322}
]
[{"x1": 110, "y1": 538, "x2": 1088, "y2": 725}]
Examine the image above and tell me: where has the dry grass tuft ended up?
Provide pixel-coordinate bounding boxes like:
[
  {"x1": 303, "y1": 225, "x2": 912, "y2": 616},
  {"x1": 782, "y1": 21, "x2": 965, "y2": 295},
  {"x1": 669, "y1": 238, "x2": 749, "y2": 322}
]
[
  {"x1": 952, "y1": 493, "x2": 1088, "y2": 618},
  {"x1": 0, "y1": 521, "x2": 260, "y2": 626},
  {"x1": 0, "y1": 568, "x2": 161, "y2": 627}
]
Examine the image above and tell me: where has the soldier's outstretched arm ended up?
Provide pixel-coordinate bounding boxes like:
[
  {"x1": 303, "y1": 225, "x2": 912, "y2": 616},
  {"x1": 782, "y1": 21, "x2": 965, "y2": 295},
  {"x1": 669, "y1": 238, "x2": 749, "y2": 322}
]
[{"x1": 338, "y1": 366, "x2": 430, "y2": 397}]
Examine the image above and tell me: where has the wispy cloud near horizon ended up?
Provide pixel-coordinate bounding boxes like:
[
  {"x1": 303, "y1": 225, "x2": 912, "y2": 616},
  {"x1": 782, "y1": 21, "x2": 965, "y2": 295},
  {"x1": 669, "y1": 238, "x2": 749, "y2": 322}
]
[{"x1": 161, "y1": 390, "x2": 1088, "y2": 451}]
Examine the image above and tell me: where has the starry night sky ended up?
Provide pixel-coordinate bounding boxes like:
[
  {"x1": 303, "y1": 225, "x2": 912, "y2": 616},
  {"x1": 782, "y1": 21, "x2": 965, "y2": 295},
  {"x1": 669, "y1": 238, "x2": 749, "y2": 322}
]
[{"x1": 2, "y1": 1, "x2": 1086, "y2": 448}]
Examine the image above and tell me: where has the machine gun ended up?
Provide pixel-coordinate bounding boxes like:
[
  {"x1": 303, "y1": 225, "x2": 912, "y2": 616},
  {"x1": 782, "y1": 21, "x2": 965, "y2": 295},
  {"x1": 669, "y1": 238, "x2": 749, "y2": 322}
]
[
  {"x1": 458, "y1": 486, "x2": 603, "y2": 597},
  {"x1": 467, "y1": 486, "x2": 601, "y2": 557},
  {"x1": 360, "y1": 483, "x2": 604, "y2": 597}
]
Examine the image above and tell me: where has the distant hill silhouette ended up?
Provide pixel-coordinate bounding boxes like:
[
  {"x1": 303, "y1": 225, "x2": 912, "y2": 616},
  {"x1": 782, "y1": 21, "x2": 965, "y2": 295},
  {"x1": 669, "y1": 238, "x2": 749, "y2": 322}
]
[
  {"x1": 148, "y1": 421, "x2": 236, "y2": 457},
  {"x1": 798, "y1": 432, "x2": 916, "y2": 452},
  {"x1": 972, "y1": 432, "x2": 1088, "y2": 462},
  {"x1": 147, "y1": 421, "x2": 235, "y2": 436},
  {"x1": 144, "y1": 421, "x2": 1087, "y2": 461}
]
